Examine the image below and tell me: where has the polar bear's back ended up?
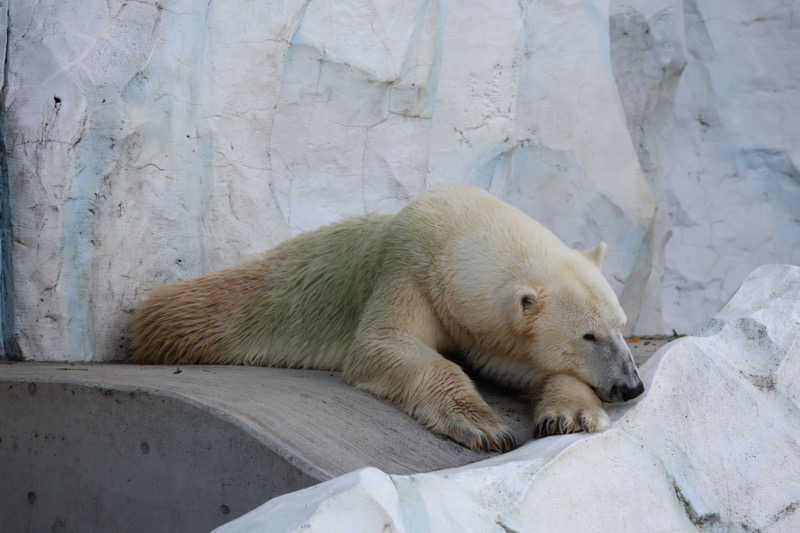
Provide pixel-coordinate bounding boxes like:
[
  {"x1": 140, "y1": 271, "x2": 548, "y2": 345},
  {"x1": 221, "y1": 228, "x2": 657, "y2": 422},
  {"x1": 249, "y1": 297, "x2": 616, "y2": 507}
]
[
  {"x1": 389, "y1": 184, "x2": 572, "y2": 289},
  {"x1": 132, "y1": 213, "x2": 393, "y2": 367}
]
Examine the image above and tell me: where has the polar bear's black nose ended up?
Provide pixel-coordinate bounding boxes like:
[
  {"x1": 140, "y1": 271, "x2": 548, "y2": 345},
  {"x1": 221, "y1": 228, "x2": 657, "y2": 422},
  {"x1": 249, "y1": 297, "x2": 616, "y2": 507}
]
[{"x1": 610, "y1": 380, "x2": 645, "y2": 402}]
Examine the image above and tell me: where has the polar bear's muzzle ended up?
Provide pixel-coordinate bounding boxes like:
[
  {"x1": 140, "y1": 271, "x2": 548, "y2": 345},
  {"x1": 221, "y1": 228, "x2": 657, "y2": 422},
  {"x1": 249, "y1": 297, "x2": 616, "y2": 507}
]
[
  {"x1": 597, "y1": 368, "x2": 644, "y2": 403},
  {"x1": 591, "y1": 335, "x2": 645, "y2": 403},
  {"x1": 609, "y1": 379, "x2": 645, "y2": 402}
]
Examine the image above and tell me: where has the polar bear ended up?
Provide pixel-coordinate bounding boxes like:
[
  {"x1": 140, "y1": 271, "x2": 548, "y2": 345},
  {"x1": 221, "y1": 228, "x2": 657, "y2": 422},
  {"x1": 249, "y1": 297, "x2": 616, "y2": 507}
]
[{"x1": 132, "y1": 184, "x2": 643, "y2": 452}]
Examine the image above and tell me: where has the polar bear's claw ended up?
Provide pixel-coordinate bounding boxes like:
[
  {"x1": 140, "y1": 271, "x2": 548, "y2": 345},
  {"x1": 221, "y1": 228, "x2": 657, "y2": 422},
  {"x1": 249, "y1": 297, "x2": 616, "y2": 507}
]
[
  {"x1": 534, "y1": 415, "x2": 577, "y2": 438},
  {"x1": 490, "y1": 429, "x2": 517, "y2": 453},
  {"x1": 456, "y1": 422, "x2": 517, "y2": 452}
]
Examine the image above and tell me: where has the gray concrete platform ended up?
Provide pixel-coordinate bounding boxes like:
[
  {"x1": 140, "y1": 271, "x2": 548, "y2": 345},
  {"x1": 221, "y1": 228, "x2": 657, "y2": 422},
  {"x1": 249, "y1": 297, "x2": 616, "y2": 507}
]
[
  {"x1": 0, "y1": 363, "x2": 531, "y2": 532},
  {"x1": 1, "y1": 339, "x2": 669, "y2": 532}
]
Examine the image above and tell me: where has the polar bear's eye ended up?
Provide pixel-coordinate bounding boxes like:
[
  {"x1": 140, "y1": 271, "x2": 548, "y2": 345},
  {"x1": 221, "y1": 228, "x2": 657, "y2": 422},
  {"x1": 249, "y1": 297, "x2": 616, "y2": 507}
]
[
  {"x1": 583, "y1": 333, "x2": 597, "y2": 342},
  {"x1": 521, "y1": 295, "x2": 534, "y2": 311}
]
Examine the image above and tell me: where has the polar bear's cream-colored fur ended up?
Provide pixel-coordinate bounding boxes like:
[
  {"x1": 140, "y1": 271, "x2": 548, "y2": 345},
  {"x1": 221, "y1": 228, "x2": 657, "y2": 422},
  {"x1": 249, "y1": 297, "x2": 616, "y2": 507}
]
[{"x1": 132, "y1": 184, "x2": 643, "y2": 451}]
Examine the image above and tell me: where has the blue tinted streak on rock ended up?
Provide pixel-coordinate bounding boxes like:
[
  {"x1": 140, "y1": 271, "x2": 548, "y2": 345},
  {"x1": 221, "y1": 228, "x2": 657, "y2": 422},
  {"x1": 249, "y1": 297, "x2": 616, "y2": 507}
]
[
  {"x1": 63, "y1": 93, "x2": 123, "y2": 360},
  {"x1": 0, "y1": 0, "x2": 18, "y2": 359}
]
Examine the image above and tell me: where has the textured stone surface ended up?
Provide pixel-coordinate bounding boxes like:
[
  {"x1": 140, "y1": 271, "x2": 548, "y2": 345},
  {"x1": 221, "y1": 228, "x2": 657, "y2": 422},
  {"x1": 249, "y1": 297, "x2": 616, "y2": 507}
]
[
  {"x1": 1, "y1": 0, "x2": 798, "y2": 360},
  {"x1": 215, "y1": 264, "x2": 800, "y2": 532}
]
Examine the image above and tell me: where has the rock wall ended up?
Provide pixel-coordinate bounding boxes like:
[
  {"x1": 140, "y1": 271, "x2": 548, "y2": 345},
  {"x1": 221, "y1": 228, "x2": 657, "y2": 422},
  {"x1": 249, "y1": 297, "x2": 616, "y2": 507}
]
[
  {"x1": 1, "y1": 0, "x2": 798, "y2": 360},
  {"x1": 610, "y1": 0, "x2": 800, "y2": 336}
]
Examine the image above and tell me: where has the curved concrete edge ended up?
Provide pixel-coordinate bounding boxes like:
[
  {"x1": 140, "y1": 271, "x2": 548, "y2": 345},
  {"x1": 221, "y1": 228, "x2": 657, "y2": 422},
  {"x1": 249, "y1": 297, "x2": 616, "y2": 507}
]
[
  {"x1": 217, "y1": 264, "x2": 800, "y2": 533},
  {"x1": 0, "y1": 381, "x2": 320, "y2": 533},
  {"x1": 0, "y1": 363, "x2": 544, "y2": 479},
  {"x1": 0, "y1": 370, "x2": 332, "y2": 483}
]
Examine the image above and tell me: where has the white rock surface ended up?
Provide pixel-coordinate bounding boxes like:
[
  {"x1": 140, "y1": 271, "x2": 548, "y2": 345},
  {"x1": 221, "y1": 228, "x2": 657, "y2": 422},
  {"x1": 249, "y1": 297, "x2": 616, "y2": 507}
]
[
  {"x1": 215, "y1": 264, "x2": 800, "y2": 533},
  {"x1": 1, "y1": 0, "x2": 798, "y2": 360}
]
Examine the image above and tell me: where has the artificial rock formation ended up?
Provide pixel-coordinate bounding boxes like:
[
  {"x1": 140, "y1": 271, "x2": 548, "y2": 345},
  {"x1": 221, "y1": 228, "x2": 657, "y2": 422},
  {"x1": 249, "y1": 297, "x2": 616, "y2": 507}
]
[
  {"x1": 1, "y1": 0, "x2": 798, "y2": 360},
  {"x1": 215, "y1": 264, "x2": 800, "y2": 532}
]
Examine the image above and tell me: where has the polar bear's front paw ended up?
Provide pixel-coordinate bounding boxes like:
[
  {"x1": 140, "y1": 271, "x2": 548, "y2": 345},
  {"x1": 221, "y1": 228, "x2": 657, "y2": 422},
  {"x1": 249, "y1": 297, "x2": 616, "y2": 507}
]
[
  {"x1": 532, "y1": 404, "x2": 610, "y2": 438},
  {"x1": 532, "y1": 374, "x2": 611, "y2": 439}
]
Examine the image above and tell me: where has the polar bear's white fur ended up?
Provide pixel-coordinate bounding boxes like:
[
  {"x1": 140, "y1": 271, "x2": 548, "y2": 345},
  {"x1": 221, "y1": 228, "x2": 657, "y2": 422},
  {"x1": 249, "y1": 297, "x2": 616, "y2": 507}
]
[{"x1": 132, "y1": 184, "x2": 643, "y2": 451}]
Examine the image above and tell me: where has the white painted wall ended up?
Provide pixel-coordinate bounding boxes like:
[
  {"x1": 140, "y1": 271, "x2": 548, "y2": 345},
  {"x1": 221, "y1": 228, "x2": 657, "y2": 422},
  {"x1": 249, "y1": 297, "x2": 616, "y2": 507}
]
[{"x1": 2, "y1": 0, "x2": 798, "y2": 360}]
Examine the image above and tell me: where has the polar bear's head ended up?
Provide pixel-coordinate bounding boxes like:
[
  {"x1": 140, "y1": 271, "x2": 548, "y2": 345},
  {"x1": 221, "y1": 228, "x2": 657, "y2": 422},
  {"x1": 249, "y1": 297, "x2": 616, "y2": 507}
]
[
  {"x1": 515, "y1": 242, "x2": 644, "y2": 403},
  {"x1": 441, "y1": 222, "x2": 644, "y2": 403}
]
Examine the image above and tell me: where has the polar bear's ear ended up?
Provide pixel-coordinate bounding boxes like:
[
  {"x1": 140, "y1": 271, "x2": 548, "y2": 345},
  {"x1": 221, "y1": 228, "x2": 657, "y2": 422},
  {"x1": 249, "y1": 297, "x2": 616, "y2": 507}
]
[
  {"x1": 515, "y1": 285, "x2": 545, "y2": 319},
  {"x1": 583, "y1": 242, "x2": 607, "y2": 268}
]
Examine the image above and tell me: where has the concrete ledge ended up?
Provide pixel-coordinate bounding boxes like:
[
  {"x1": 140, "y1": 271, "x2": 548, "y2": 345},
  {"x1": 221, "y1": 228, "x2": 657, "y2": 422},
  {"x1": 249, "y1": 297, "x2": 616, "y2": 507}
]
[{"x1": 0, "y1": 363, "x2": 533, "y2": 532}]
